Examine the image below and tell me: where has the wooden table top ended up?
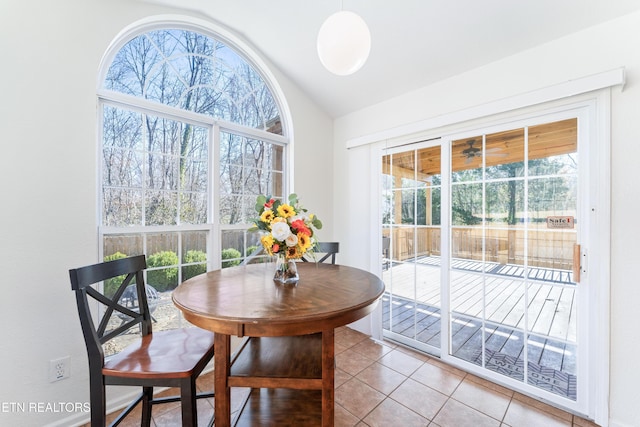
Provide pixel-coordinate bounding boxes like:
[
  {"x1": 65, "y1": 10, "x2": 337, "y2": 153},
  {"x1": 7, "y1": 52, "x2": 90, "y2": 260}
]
[{"x1": 172, "y1": 262, "x2": 385, "y2": 337}]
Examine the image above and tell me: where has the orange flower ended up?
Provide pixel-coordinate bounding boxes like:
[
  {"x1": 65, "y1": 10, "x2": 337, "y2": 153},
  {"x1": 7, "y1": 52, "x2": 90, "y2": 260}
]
[{"x1": 291, "y1": 219, "x2": 311, "y2": 236}]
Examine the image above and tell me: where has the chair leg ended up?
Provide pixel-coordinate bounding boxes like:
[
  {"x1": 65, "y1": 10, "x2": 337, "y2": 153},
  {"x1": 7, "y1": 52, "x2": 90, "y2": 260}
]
[
  {"x1": 89, "y1": 372, "x2": 106, "y2": 427},
  {"x1": 141, "y1": 386, "x2": 153, "y2": 427},
  {"x1": 180, "y1": 378, "x2": 198, "y2": 427}
]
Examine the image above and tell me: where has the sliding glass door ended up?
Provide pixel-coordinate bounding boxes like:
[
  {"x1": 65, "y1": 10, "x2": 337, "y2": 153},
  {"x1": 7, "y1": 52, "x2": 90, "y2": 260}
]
[
  {"x1": 447, "y1": 117, "x2": 579, "y2": 401},
  {"x1": 381, "y1": 143, "x2": 442, "y2": 354},
  {"x1": 381, "y1": 110, "x2": 591, "y2": 412}
]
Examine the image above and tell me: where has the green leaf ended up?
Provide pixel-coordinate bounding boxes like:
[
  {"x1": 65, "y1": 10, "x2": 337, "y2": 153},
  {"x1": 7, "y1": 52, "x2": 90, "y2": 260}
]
[
  {"x1": 255, "y1": 195, "x2": 267, "y2": 212},
  {"x1": 288, "y1": 193, "x2": 298, "y2": 204},
  {"x1": 312, "y1": 218, "x2": 323, "y2": 229}
]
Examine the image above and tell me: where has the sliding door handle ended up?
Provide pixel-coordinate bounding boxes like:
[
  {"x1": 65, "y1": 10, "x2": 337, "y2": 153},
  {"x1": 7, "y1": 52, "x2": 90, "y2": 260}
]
[{"x1": 573, "y1": 243, "x2": 581, "y2": 283}]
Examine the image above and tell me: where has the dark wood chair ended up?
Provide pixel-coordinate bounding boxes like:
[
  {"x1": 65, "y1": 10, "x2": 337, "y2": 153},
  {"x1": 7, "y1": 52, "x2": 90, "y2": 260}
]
[
  {"x1": 69, "y1": 255, "x2": 215, "y2": 427},
  {"x1": 382, "y1": 236, "x2": 391, "y2": 270},
  {"x1": 302, "y1": 241, "x2": 340, "y2": 264}
]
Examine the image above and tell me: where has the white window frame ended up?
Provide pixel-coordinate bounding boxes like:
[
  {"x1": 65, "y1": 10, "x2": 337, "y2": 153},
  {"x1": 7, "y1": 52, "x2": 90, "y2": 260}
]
[{"x1": 97, "y1": 15, "x2": 294, "y2": 271}]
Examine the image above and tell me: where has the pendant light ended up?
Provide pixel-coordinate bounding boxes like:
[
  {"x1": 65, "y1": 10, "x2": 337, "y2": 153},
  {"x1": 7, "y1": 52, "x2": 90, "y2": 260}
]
[{"x1": 317, "y1": 9, "x2": 371, "y2": 76}]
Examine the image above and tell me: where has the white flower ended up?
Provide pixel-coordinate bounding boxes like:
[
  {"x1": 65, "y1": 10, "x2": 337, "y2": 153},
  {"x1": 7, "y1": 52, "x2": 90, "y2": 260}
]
[
  {"x1": 285, "y1": 233, "x2": 298, "y2": 247},
  {"x1": 271, "y1": 221, "x2": 291, "y2": 241}
]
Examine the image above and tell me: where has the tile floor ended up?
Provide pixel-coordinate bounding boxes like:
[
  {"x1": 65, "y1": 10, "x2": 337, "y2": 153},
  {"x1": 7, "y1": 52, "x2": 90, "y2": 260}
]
[{"x1": 89, "y1": 326, "x2": 600, "y2": 427}]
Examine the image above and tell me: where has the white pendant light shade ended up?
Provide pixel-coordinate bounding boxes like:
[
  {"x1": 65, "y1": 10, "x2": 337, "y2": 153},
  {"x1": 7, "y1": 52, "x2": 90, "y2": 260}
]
[{"x1": 317, "y1": 10, "x2": 371, "y2": 76}]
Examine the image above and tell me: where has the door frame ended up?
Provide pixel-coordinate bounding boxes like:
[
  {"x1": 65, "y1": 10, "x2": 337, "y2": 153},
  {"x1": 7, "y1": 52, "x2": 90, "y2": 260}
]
[{"x1": 372, "y1": 90, "x2": 610, "y2": 424}]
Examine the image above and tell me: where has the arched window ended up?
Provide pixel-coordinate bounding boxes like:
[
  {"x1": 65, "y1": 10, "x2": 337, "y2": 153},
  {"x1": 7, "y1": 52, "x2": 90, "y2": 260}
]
[{"x1": 97, "y1": 21, "x2": 290, "y2": 344}]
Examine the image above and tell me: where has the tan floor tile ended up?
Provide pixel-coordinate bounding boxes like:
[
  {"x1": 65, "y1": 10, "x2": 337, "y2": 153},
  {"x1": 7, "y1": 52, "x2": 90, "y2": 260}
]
[
  {"x1": 98, "y1": 327, "x2": 581, "y2": 427},
  {"x1": 335, "y1": 327, "x2": 370, "y2": 347},
  {"x1": 336, "y1": 348, "x2": 376, "y2": 376},
  {"x1": 356, "y1": 362, "x2": 407, "y2": 395},
  {"x1": 335, "y1": 367, "x2": 354, "y2": 388},
  {"x1": 572, "y1": 415, "x2": 601, "y2": 427},
  {"x1": 335, "y1": 403, "x2": 360, "y2": 427},
  {"x1": 335, "y1": 377, "x2": 386, "y2": 419},
  {"x1": 410, "y1": 362, "x2": 464, "y2": 396},
  {"x1": 363, "y1": 398, "x2": 429, "y2": 427},
  {"x1": 335, "y1": 340, "x2": 351, "y2": 354},
  {"x1": 152, "y1": 399, "x2": 213, "y2": 426},
  {"x1": 195, "y1": 369, "x2": 215, "y2": 393},
  {"x1": 390, "y1": 378, "x2": 448, "y2": 420},
  {"x1": 452, "y1": 378, "x2": 511, "y2": 421},
  {"x1": 424, "y1": 357, "x2": 469, "y2": 377},
  {"x1": 503, "y1": 398, "x2": 571, "y2": 427},
  {"x1": 378, "y1": 348, "x2": 425, "y2": 376},
  {"x1": 393, "y1": 344, "x2": 432, "y2": 363},
  {"x1": 433, "y1": 399, "x2": 501, "y2": 427},
  {"x1": 152, "y1": 388, "x2": 184, "y2": 416},
  {"x1": 464, "y1": 374, "x2": 514, "y2": 397},
  {"x1": 351, "y1": 337, "x2": 396, "y2": 360},
  {"x1": 512, "y1": 392, "x2": 573, "y2": 422}
]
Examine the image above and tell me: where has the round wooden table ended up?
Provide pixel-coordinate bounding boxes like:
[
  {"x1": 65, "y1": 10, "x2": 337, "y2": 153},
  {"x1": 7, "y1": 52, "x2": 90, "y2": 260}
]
[{"x1": 173, "y1": 262, "x2": 385, "y2": 427}]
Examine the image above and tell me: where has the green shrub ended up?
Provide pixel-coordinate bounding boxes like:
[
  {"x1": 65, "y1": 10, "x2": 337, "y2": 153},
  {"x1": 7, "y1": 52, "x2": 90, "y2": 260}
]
[
  {"x1": 183, "y1": 250, "x2": 207, "y2": 280},
  {"x1": 146, "y1": 251, "x2": 179, "y2": 291},
  {"x1": 221, "y1": 248, "x2": 241, "y2": 268},
  {"x1": 103, "y1": 251, "x2": 128, "y2": 298}
]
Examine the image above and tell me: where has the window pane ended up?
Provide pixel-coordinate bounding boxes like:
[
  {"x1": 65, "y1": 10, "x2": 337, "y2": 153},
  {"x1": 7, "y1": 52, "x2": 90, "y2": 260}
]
[
  {"x1": 485, "y1": 181, "x2": 524, "y2": 227},
  {"x1": 452, "y1": 136, "x2": 482, "y2": 182},
  {"x1": 528, "y1": 176, "x2": 577, "y2": 221},
  {"x1": 485, "y1": 128, "x2": 524, "y2": 179},
  {"x1": 180, "y1": 192, "x2": 207, "y2": 224},
  {"x1": 528, "y1": 119, "x2": 577, "y2": 176},
  {"x1": 145, "y1": 191, "x2": 178, "y2": 226},
  {"x1": 219, "y1": 132, "x2": 284, "y2": 225},
  {"x1": 451, "y1": 183, "x2": 483, "y2": 226},
  {"x1": 103, "y1": 234, "x2": 143, "y2": 260},
  {"x1": 103, "y1": 188, "x2": 143, "y2": 227},
  {"x1": 182, "y1": 231, "x2": 208, "y2": 281},
  {"x1": 105, "y1": 29, "x2": 282, "y2": 133}
]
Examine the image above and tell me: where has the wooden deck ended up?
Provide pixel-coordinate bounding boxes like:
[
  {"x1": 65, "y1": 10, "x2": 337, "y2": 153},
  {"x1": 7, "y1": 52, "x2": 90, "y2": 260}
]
[{"x1": 382, "y1": 256, "x2": 577, "y2": 400}]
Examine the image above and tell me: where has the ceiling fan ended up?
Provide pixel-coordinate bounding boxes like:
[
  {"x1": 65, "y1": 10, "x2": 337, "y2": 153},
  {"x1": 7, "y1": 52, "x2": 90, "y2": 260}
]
[{"x1": 460, "y1": 139, "x2": 508, "y2": 164}]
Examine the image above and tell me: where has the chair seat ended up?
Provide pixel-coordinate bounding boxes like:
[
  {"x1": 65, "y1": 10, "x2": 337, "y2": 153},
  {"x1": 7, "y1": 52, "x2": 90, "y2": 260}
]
[{"x1": 104, "y1": 328, "x2": 215, "y2": 379}]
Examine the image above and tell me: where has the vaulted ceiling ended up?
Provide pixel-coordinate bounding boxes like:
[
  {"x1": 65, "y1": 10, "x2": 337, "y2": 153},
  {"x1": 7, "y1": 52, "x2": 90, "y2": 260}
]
[{"x1": 141, "y1": 0, "x2": 640, "y2": 118}]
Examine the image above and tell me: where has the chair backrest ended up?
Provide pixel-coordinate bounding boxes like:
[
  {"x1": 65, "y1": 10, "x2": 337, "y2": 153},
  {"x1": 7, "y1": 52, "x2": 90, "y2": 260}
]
[
  {"x1": 69, "y1": 255, "x2": 151, "y2": 363},
  {"x1": 302, "y1": 241, "x2": 340, "y2": 264},
  {"x1": 382, "y1": 236, "x2": 390, "y2": 258}
]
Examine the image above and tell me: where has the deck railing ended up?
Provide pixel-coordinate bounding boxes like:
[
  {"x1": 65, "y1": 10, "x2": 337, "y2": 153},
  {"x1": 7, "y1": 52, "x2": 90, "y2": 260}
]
[{"x1": 385, "y1": 226, "x2": 576, "y2": 270}]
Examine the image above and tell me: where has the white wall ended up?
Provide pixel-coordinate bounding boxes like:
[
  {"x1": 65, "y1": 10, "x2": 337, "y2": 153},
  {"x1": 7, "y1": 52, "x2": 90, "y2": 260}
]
[
  {"x1": 0, "y1": 1, "x2": 332, "y2": 426},
  {"x1": 333, "y1": 11, "x2": 640, "y2": 427}
]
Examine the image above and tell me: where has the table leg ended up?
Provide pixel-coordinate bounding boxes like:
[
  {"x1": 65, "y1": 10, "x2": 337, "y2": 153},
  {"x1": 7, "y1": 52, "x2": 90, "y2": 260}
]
[
  {"x1": 214, "y1": 333, "x2": 231, "y2": 427},
  {"x1": 321, "y1": 329, "x2": 335, "y2": 427}
]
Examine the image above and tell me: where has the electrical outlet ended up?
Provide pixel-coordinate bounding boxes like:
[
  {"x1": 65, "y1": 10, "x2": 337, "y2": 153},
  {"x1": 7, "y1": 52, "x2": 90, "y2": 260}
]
[{"x1": 49, "y1": 356, "x2": 71, "y2": 382}]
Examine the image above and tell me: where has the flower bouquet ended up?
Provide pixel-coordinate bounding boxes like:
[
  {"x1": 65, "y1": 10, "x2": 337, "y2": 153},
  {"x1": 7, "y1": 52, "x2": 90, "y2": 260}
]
[{"x1": 250, "y1": 194, "x2": 322, "y2": 284}]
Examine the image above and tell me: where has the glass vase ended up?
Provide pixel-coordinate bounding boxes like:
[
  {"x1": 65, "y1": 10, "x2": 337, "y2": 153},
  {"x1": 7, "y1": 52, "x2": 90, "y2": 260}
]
[{"x1": 273, "y1": 256, "x2": 299, "y2": 285}]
